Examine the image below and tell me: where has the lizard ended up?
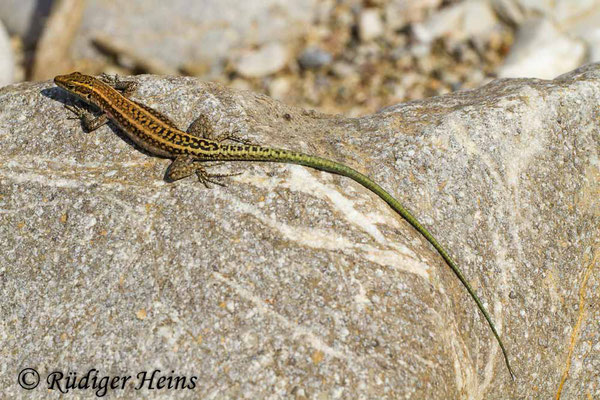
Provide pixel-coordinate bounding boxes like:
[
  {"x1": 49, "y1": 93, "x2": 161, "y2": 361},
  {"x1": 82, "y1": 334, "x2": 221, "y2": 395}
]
[{"x1": 53, "y1": 71, "x2": 515, "y2": 380}]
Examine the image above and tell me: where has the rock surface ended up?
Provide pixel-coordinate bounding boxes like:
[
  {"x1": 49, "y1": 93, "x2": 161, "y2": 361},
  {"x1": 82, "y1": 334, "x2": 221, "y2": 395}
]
[{"x1": 1, "y1": 65, "x2": 599, "y2": 398}]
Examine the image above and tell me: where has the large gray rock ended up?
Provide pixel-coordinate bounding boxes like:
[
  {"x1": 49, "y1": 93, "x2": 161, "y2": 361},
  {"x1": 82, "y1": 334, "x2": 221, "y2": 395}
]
[{"x1": 1, "y1": 65, "x2": 599, "y2": 398}]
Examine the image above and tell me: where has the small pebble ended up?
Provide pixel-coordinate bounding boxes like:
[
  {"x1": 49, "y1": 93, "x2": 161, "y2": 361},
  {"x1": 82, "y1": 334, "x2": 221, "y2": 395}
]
[
  {"x1": 497, "y1": 18, "x2": 585, "y2": 79},
  {"x1": 461, "y1": 1, "x2": 499, "y2": 39},
  {"x1": 229, "y1": 78, "x2": 252, "y2": 91},
  {"x1": 331, "y1": 61, "x2": 355, "y2": 78},
  {"x1": 358, "y1": 8, "x2": 384, "y2": 41},
  {"x1": 579, "y1": 28, "x2": 600, "y2": 63},
  {"x1": 0, "y1": 20, "x2": 14, "y2": 86},
  {"x1": 234, "y1": 42, "x2": 289, "y2": 78},
  {"x1": 298, "y1": 47, "x2": 333, "y2": 69},
  {"x1": 385, "y1": 0, "x2": 442, "y2": 31},
  {"x1": 413, "y1": 0, "x2": 498, "y2": 44},
  {"x1": 268, "y1": 76, "x2": 292, "y2": 99}
]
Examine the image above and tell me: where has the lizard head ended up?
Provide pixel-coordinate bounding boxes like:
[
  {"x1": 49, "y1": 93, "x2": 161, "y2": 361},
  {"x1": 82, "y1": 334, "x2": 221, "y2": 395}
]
[{"x1": 54, "y1": 72, "x2": 99, "y2": 102}]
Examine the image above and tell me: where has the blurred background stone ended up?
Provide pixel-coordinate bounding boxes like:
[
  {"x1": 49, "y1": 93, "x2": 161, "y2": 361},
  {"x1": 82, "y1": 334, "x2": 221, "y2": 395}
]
[
  {"x1": 0, "y1": 19, "x2": 14, "y2": 85},
  {"x1": 497, "y1": 18, "x2": 586, "y2": 79},
  {"x1": 2, "y1": 0, "x2": 600, "y2": 114}
]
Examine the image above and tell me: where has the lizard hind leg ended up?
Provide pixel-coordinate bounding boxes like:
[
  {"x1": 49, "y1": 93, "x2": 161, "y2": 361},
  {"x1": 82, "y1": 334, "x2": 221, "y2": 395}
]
[
  {"x1": 165, "y1": 156, "x2": 240, "y2": 187},
  {"x1": 165, "y1": 156, "x2": 197, "y2": 182},
  {"x1": 186, "y1": 114, "x2": 214, "y2": 139},
  {"x1": 187, "y1": 114, "x2": 256, "y2": 145}
]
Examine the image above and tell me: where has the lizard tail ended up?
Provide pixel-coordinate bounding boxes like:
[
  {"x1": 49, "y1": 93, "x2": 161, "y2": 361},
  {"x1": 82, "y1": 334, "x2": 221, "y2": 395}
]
[{"x1": 222, "y1": 144, "x2": 515, "y2": 379}]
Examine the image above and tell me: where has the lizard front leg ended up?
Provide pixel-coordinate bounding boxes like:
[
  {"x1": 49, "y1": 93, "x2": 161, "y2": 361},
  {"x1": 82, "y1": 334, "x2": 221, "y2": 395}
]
[{"x1": 64, "y1": 103, "x2": 109, "y2": 132}]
